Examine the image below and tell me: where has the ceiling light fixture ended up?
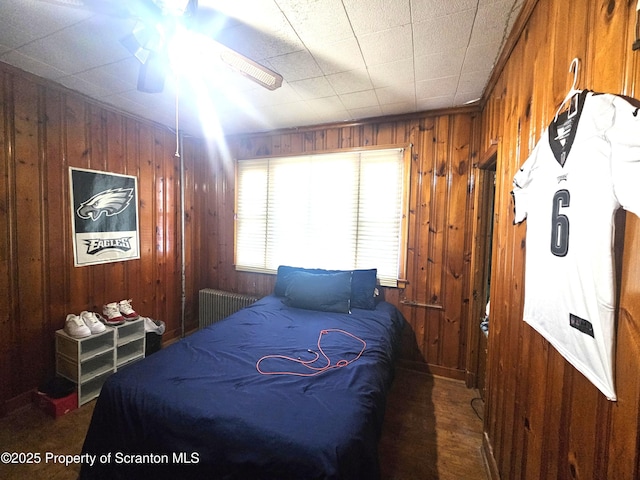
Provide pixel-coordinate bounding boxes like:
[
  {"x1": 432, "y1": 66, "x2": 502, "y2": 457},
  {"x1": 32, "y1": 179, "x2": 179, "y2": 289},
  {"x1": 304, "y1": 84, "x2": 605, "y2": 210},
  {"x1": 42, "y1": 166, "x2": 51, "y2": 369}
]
[{"x1": 217, "y1": 45, "x2": 283, "y2": 91}]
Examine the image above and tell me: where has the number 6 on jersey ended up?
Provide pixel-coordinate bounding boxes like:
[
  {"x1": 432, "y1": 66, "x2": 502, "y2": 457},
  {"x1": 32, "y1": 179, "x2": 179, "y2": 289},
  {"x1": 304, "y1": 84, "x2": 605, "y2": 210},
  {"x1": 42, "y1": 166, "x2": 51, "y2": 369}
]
[{"x1": 550, "y1": 189, "x2": 570, "y2": 257}]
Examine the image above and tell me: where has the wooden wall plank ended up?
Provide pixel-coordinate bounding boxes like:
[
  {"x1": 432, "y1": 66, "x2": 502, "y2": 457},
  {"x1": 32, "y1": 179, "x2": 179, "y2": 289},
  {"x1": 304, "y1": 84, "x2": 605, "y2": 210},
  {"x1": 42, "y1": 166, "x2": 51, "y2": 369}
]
[
  {"x1": 13, "y1": 78, "x2": 45, "y2": 395},
  {"x1": 0, "y1": 71, "x2": 14, "y2": 413},
  {"x1": 607, "y1": 203, "x2": 640, "y2": 479},
  {"x1": 65, "y1": 95, "x2": 92, "y2": 315},
  {"x1": 43, "y1": 89, "x2": 66, "y2": 382},
  {"x1": 429, "y1": 116, "x2": 449, "y2": 311},
  {"x1": 586, "y1": 0, "x2": 629, "y2": 94},
  {"x1": 103, "y1": 110, "x2": 127, "y2": 304},
  {"x1": 441, "y1": 113, "x2": 472, "y2": 369}
]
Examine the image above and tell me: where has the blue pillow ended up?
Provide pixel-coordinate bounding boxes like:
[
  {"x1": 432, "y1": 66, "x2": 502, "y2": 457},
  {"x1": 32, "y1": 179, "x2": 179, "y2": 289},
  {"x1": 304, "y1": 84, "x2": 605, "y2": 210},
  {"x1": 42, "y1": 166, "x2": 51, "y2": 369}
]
[
  {"x1": 284, "y1": 271, "x2": 352, "y2": 313},
  {"x1": 274, "y1": 265, "x2": 331, "y2": 296},
  {"x1": 350, "y1": 269, "x2": 377, "y2": 310},
  {"x1": 275, "y1": 265, "x2": 379, "y2": 310}
]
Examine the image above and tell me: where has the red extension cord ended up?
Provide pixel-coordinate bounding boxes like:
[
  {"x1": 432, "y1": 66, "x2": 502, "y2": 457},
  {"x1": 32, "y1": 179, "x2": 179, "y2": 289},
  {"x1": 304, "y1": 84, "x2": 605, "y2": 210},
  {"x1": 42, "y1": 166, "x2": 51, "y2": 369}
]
[{"x1": 256, "y1": 329, "x2": 366, "y2": 377}]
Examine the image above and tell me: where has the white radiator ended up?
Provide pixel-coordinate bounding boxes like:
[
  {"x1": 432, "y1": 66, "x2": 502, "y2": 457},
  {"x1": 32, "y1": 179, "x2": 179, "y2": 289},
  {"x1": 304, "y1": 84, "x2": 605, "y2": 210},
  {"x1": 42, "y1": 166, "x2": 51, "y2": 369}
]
[{"x1": 198, "y1": 289, "x2": 259, "y2": 328}]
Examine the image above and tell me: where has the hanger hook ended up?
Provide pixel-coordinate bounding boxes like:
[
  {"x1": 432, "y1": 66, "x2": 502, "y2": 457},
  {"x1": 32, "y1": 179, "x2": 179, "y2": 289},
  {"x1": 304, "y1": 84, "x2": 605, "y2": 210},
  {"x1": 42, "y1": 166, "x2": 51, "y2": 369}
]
[{"x1": 569, "y1": 57, "x2": 579, "y2": 90}]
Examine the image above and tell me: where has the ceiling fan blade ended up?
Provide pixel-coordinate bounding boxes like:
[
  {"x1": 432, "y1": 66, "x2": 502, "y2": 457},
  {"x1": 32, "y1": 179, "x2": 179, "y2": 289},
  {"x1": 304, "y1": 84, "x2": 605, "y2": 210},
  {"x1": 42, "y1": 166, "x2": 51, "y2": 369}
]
[
  {"x1": 137, "y1": 51, "x2": 167, "y2": 93},
  {"x1": 216, "y1": 43, "x2": 283, "y2": 91}
]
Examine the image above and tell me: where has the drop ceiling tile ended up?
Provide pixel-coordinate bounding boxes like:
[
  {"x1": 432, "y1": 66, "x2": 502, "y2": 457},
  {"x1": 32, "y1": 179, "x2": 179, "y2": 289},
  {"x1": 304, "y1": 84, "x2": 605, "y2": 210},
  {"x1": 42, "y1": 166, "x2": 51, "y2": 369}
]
[
  {"x1": 414, "y1": 49, "x2": 465, "y2": 81},
  {"x1": 416, "y1": 94, "x2": 455, "y2": 110},
  {"x1": 215, "y1": 0, "x2": 304, "y2": 61},
  {"x1": 0, "y1": 0, "x2": 93, "y2": 46},
  {"x1": 111, "y1": 89, "x2": 170, "y2": 113},
  {"x1": 410, "y1": 0, "x2": 477, "y2": 23},
  {"x1": 0, "y1": 19, "x2": 40, "y2": 50},
  {"x1": 358, "y1": 24, "x2": 413, "y2": 66},
  {"x1": 325, "y1": 69, "x2": 373, "y2": 95},
  {"x1": 101, "y1": 57, "x2": 142, "y2": 86},
  {"x1": 368, "y1": 58, "x2": 415, "y2": 88},
  {"x1": 243, "y1": 83, "x2": 303, "y2": 108},
  {"x1": 415, "y1": 76, "x2": 458, "y2": 99},
  {"x1": 381, "y1": 101, "x2": 417, "y2": 115},
  {"x1": 267, "y1": 50, "x2": 323, "y2": 82},
  {"x1": 70, "y1": 60, "x2": 140, "y2": 97},
  {"x1": 343, "y1": 0, "x2": 411, "y2": 33},
  {"x1": 469, "y1": 0, "x2": 514, "y2": 46},
  {"x1": 289, "y1": 76, "x2": 337, "y2": 100},
  {"x1": 259, "y1": 101, "x2": 320, "y2": 127},
  {"x1": 456, "y1": 69, "x2": 492, "y2": 94},
  {"x1": 305, "y1": 95, "x2": 349, "y2": 120},
  {"x1": 505, "y1": 5, "x2": 522, "y2": 40},
  {"x1": 348, "y1": 104, "x2": 383, "y2": 119},
  {"x1": 375, "y1": 83, "x2": 416, "y2": 105},
  {"x1": 461, "y1": 42, "x2": 501, "y2": 73},
  {"x1": 278, "y1": 0, "x2": 353, "y2": 47},
  {"x1": 312, "y1": 38, "x2": 365, "y2": 75},
  {"x1": 413, "y1": 10, "x2": 476, "y2": 53},
  {"x1": 18, "y1": 17, "x2": 132, "y2": 76},
  {"x1": 339, "y1": 89, "x2": 379, "y2": 110},
  {"x1": 214, "y1": 18, "x2": 303, "y2": 61}
]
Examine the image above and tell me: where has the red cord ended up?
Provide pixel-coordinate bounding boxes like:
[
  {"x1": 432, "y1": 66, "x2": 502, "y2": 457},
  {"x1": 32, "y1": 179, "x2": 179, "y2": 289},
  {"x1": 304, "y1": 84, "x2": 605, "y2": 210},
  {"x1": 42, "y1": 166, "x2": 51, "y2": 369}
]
[{"x1": 256, "y1": 329, "x2": 366, "y2": 376}]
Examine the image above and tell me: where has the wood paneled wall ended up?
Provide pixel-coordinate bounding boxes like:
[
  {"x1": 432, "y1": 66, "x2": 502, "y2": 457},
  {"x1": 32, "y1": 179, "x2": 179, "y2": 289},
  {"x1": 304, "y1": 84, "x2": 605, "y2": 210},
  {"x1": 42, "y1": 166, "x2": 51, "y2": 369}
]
[
  {"x1": 0, "y1": 63, "x2": 204, "y2": 413},
  {"x1": 203, "y1": 112, "x2": 480, "y2": 380},
  {"x1": 0, "y1": 59, "x2": 481, "y2": 412},
  {"x1": 480, "y1": 0, "x2": 640, "y2": 478}
]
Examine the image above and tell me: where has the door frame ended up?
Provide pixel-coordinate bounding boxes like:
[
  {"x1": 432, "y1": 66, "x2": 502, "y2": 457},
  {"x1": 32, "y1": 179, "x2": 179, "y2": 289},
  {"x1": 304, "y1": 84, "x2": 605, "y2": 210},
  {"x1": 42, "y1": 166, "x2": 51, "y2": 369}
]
[{"x1": 465, "y1": 143, "x2": 497, "y2": 393}]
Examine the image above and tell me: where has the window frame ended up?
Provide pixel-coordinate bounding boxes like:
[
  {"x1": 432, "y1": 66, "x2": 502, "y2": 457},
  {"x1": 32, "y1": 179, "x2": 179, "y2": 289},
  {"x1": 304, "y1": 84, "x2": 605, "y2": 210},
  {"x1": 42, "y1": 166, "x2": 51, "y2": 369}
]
[{"x1": 233, "y1": 144, "x2": 412, "y2": 287}]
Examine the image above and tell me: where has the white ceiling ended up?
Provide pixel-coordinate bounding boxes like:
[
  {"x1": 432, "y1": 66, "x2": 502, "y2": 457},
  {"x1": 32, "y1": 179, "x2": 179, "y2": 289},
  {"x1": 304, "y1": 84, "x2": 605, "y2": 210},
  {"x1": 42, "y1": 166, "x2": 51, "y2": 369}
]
[{"x1": 0, "y1": 0, "x2": 524, "y2": 137}]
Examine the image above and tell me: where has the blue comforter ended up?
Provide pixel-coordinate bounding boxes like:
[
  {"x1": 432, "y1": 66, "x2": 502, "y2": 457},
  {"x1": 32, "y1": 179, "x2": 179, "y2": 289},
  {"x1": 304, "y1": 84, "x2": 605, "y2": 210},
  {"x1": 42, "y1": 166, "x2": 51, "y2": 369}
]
[{"x1": 80, "y1": 294, "x2": 404, "y2": 480}]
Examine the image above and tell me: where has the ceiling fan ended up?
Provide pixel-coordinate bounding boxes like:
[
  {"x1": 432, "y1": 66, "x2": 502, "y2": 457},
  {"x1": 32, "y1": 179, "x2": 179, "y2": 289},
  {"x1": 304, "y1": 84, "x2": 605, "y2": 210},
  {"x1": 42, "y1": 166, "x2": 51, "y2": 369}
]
[{"x1": 42, "y1": 0, "x2": 284, "y2": 93}]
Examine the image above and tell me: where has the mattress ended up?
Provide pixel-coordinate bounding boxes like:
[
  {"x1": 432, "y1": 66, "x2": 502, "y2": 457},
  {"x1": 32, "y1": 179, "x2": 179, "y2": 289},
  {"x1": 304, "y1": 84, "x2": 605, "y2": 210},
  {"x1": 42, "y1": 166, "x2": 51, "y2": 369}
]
[{"x1": 80, "y1": 294, "x2": 404, "y2": 480}]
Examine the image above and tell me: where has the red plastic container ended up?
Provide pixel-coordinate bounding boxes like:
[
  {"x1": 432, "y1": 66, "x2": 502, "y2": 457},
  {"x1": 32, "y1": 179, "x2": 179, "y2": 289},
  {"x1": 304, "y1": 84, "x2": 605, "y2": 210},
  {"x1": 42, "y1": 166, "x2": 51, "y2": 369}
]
[{"x1": 33, "y1": 390, "x2": 78, "y2": 418}]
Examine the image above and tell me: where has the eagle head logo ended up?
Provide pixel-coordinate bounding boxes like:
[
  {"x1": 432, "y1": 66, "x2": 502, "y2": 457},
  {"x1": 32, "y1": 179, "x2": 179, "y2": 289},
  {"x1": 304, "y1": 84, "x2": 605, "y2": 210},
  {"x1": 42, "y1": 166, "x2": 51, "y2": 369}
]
[{"x1": 77, "y1": 188, "x2": 134, "y2": 221}]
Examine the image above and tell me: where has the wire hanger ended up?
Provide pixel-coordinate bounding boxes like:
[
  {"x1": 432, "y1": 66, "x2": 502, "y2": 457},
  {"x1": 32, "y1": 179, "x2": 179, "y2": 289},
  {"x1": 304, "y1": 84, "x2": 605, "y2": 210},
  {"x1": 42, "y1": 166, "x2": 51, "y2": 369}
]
[{"x1": 554, "y1": 57, "x2": 581, "y2": 121}]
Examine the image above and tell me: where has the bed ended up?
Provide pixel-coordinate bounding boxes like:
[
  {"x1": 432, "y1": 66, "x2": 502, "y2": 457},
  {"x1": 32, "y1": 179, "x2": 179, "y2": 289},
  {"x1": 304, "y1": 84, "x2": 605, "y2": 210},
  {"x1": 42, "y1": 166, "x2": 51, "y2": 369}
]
[{"x1": 79, "y1": 267, "x2": 405, "y2": 480}]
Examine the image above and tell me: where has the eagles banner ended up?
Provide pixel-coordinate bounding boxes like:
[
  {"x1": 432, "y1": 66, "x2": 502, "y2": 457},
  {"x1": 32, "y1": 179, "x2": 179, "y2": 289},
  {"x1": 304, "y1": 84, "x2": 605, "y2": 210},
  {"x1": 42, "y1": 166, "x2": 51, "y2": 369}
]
[{"x1": 70, "y1": 167, "x2": 140, "y2": 267}]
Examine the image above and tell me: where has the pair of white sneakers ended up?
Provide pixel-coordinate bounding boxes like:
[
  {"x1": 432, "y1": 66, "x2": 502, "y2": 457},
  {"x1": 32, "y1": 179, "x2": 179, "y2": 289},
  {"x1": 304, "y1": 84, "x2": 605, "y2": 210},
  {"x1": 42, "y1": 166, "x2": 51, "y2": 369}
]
[
  {"x1": 64, "y1": 311, "x2": 107, "y2": 338},
  {"x1": 63, "y1": 300, "x2": 140, "y2": 338}
]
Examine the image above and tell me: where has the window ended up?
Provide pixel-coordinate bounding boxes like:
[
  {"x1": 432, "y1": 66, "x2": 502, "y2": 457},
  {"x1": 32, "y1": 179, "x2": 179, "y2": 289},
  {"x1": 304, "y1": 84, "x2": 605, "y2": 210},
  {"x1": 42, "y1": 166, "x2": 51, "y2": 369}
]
[{"x1": 235, "y1": 147, "x2": 409, "y2": 287}]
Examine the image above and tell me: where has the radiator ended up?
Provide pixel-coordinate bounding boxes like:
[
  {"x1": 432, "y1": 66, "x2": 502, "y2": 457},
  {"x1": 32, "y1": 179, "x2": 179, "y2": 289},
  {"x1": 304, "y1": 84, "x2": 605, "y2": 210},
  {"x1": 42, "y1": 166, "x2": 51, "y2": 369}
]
[{"x1": 199, "y1": 289, "x2": 259, "y2": 329}]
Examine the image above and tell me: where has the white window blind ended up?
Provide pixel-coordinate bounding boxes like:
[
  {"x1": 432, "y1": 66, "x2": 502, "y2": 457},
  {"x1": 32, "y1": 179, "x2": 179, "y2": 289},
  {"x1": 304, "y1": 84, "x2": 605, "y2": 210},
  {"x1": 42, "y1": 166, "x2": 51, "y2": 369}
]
[{"x1": 235, "y1": 147, "x2": 406, "y2": 287}]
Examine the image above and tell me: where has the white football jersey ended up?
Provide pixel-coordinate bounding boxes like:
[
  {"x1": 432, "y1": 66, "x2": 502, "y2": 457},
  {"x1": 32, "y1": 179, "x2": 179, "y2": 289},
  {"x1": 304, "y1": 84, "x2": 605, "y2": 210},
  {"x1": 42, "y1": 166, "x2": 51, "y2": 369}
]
[{"x1": 512, "y1": 90, "x2": 640, "y2": 401}]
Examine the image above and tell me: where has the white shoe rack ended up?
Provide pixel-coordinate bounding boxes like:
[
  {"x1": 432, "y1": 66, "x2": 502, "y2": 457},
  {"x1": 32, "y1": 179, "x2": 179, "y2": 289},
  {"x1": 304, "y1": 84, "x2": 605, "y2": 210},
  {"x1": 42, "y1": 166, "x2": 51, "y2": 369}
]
[{"x1": 55, "y1": 318, "x2": 145, "y2": 407}]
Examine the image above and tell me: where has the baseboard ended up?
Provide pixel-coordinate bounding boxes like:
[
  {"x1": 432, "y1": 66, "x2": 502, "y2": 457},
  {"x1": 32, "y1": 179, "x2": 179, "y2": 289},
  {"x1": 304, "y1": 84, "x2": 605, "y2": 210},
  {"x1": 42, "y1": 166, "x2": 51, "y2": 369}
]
[
  {"x1": 396, "y1": 359, "x2": 466, "y2": 381},
  {"x1": 2, "y1": 388, "x2": 36, "y2": 417},
  {"x1": 482, "y1": 430, "x2": 500, "y2": 480}
]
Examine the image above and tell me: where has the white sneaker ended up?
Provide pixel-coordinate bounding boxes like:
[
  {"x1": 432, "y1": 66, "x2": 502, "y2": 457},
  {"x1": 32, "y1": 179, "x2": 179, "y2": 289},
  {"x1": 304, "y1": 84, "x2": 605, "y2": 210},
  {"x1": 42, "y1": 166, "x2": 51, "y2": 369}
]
[
  {"x1": 80, "y1": 311, "x2": 106, "y2": 334},
  {"x1": 103, "y1": 302, "x2": 125, "y2": 325},
  {"x1": 64, "y1": 314, "x2": 91, "y2": 338},
  {"x1": 118, "y1": 299, "x2": 139, "y2": 321}
]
